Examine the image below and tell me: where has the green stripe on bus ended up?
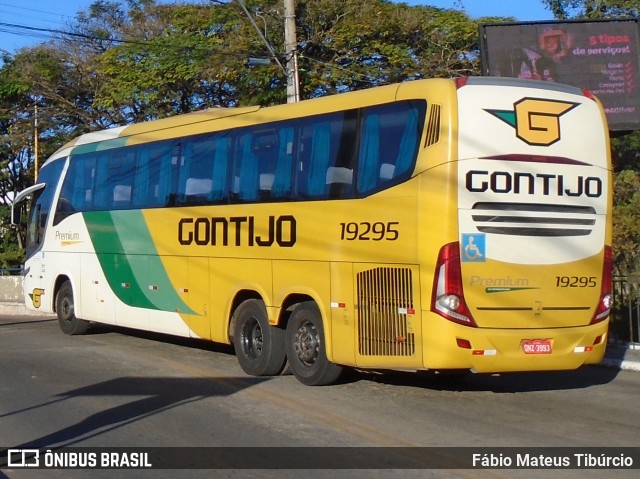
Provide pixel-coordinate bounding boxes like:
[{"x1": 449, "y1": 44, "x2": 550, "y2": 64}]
[
  {"x1": 84, "y1": 211, "x2": 195, "y2": 314},
  {"x1": 72, "y1": 137, "x2": 128, "y2": 156}
]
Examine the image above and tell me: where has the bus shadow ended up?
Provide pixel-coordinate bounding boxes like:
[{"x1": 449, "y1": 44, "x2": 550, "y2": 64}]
[
  {"x1": 84, "y1": 322, "x2": 237, "y2": 356},
  {"x1": 82, "y1": 325, "x2": 629, "y2": 393},
  {"x1": 0, "y1": 317, "x2": 56, "y2": 327},
  {"x1": 348, "y1": 364, "x2": 621, "y2": 393},
  {"x1": 1, "y1": 375, "x2": 270, "y2": 454}
]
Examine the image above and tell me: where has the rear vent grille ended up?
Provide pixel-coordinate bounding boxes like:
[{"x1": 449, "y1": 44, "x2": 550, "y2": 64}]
[
  {"x1": 424, "y1": 104, "x2": 441, "y2": 147},
  {"x1": 357, "y1": 267, "x2": 415, "y2": 356},
  {"x1": 471, "y1": 202, "x2": 596, "y2": 237}
]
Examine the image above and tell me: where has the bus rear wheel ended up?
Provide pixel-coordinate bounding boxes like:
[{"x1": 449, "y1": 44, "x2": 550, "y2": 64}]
[
  {"x1": 285, "y1": 301, "x2": 342, "y2": 386},
  {"x1": 233, "y1": 299, "x2": 286, "y2": 376},
  {"x1": 56, "y1": 281, "x2": 90, "y2": 335}
]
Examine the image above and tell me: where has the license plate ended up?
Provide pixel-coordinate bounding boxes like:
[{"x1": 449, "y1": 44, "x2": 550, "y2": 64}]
[{"x1": 522, "y1": 339, "x2": 552, "y2": 354}]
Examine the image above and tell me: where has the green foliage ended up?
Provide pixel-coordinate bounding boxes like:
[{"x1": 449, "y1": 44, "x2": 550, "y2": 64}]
[
  {"x1": 0, "y1": 0, "x2": 486, "y2": 135},
  {"x1": 296, "y1": 0, "x2": 479, "y2": 96},
  {"x1": 541, "y1": 1, "x2": 640, "y2": 276},
  {"x1": 0, "y1": 205, "x2": 24, "y2": 269},
  {"x1": 2, "y1": 0, "x2": 639, "y2": 277},
  {"x1": 612, "y1": 170, "x2": 640, "y2": 275},
  {"x1": 542, "y1": 0, "x2": 640, "y2": 18}
]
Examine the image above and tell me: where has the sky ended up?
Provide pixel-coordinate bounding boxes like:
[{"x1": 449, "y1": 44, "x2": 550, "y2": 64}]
[{"x1": 0, "y1": 0, "x2": 555, "y2": 56}]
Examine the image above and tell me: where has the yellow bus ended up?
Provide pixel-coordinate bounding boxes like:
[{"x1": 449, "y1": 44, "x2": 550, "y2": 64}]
[{"x1": 12, "y1": 77, "x2": 612, "y2": 385}]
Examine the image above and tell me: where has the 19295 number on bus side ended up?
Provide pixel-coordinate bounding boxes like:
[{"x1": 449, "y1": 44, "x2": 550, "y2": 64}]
[{"x1": 340, "y1": 222, "x2": 399, "y2": 241}]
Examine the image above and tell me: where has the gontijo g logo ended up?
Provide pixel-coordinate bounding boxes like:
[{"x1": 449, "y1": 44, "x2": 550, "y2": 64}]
[
  {"x1": 29, "y1": 288, "x2": 45, "y2": 308},
  {"x1": 485, "y1": 98, "x2": 579, "y2": 146}
]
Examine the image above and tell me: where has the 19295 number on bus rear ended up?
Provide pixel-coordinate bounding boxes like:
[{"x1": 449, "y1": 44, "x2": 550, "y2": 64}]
[{"x1": 555, "y1": 276, "x2": 597, "y2": 287}]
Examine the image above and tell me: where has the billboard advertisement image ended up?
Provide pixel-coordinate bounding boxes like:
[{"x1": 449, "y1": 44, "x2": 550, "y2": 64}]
[{"x1": 480, "y1": 19, "x2": 640, "y2": 130}]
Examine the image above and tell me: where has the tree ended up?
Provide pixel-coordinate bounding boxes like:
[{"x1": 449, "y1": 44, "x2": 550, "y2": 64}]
[
  {"x1": 542, "y1": 0, "x2": 640, "y2": 276},
  {"x1": 0, "y1": 205, "x2": 24, "y2": 268},
  {"x1": 542, "y1": 0, "x2": 640, "y2": 18},
  {"x1": 295, "y1": 0, "x2": 479, "y2": 97},
  {"x1": 0, "y1": 53, "x2": 37, "y2": 254},
  {"x1": 612, "y1": 170, "x2": 640, "y2": 276},
  {"x1": 90, "y1": 1, "x2": 256, "y2": 118},
  {"x1": 0, "y1": 0, "x2": 498, "y2": 269}
]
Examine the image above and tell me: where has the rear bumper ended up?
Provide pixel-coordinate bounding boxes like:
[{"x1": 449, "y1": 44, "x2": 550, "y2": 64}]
[{"x1": 422, "y1": 312, "x2": 608, "y2": 373}]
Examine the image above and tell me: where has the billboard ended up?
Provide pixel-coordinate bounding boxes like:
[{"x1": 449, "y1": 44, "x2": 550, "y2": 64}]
[{"x1": 480, "y1": 19, "x2": 640, "y2": 131}]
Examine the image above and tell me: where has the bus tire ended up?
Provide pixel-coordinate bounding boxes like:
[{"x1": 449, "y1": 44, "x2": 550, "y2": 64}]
[
  {"x1": 56, "y1": 281, "x2": 90, "y2": 335},
  {"x1": 285, "y1": 301, "x2": 343, "y2": 386},
  {"x1": 233, "y1": 299, "x2": 286, "y2": 376}
]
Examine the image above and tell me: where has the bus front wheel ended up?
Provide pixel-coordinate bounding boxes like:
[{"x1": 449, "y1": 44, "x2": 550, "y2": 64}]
[
  {"x1": 56, "y1": 281, "x2": 90, "y2": 335},
  {"x1": 233, "y1": 299, "x2": 286, "y2": 376},
  {"x1": 285, "y1": 302, "x2": 343, "y2": 386}
]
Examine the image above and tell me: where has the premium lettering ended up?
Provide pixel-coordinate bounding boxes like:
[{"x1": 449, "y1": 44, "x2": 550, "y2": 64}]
[
  {"x1": 178, "y1": 215, "x2": 296, "y2": 247},
  {"x1": 466, "y1": 170, "x2": 602, "y2": 198}
]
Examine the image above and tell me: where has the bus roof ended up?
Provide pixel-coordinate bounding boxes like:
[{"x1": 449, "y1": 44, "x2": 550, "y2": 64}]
[{"x1": 43, "y1": 81, "x2": 420, "y2": 166}]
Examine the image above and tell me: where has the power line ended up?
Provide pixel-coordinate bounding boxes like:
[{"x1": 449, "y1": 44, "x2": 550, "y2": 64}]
[
  {"x1": 0, "y1": 26, "x2": 53, "y2": 42},
  {"x1": 0, "y1": 8, "x2": 385, "y2": 85},
  {"x1": 0, "y1": 1, "x2": 75, "y2": 27},
  {"x1": 0, "y1": 20, "x2": 264, "y2": 59},
  {"x1": 0, "y1": 20, "x2": 111, "y2": 43}
]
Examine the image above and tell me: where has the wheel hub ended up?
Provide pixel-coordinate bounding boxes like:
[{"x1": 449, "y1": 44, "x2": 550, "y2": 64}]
[
  {"x1": 294, "y1": 321, "x2": 319, "y2": 366},
  {"x1": 61, "y1": 298, "x2": 73, "y2": 319},
  {"x1": 244, "y1": 320, "x2": 263, "y2": 358}
]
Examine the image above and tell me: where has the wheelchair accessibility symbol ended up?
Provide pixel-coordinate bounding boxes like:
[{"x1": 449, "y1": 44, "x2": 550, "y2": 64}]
[{"x1": 461, "y1": 233, "x2": 486, "y2": 262}]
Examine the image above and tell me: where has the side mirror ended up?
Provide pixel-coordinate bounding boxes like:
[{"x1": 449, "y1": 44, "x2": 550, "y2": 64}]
[
  {"x1": 11, "y1": 202, "x2": 22, "y2": 226},
  {"x1": 11, "y1": 183, "x2": 45, "y2": 227}
]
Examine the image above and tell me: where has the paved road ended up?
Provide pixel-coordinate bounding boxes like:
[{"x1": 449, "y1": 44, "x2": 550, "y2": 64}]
[{"x1": 0, "y1": 315, "x2": 638, "y2": 479}]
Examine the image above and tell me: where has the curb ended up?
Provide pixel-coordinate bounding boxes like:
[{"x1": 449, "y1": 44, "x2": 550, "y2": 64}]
[
  {"x1": 0, "y1": 302, "x2": 52, "y2": 317},
  {"x1": 601, "y1": 358, "x2": 640, "y2": 372}
]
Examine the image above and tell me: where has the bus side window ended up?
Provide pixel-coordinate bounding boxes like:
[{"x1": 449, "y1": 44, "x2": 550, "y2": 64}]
[
  {"x1": 306, "y1": 120, "x2": 331, "y2": 197},
  {"x1": 179, "y1": 136, "x2": 218, "y2": 206},
  {"x1": 113, "y1": 185, "x2": 131, "y2": 207},
  {"x1": 57, "y1": 154, "x2": 95, "y2": 220},
  {"x1": 157, "y1": 146, "x2": 177, "y2": 206},
  {"x1": 356, "y1": 102, "x2": 424, "y2": 195},
  {"x1": 132, "y1": 148, "x2": 151, "y2": 208},
  {"x1": 328, "y1": 111, "x2": 357, "y2": 199},
  {"x1": 326, "y1": 166, "x2": 353, "y2": 198},
  {"x1": 93, "y1": 153, "x2": 110, "y2": 209},
  {"x1": 108, "y1": 153, "x2": 134, "y2": 209},
  {"x1": 392, "y1": 105, "x2": 420, "y2": 179},
  {"x1": 271, "y1": 126, "x2": 294, "y2": 199},
  {"x1": 356, "y1": 113, "x2": 380, "y2": 194},
  {"x1": 133, "y1": 142, "x2": 174, "y2": 209},
  {"x1": 298, "y1": 113, "x2": 356, "y2": 199},
  {"x1": 253, "y1": 129, "x2": 278, "y2": 200},
  {"x1": 210, "y1": 136, "x2": 229, "y2": 202},
  {"x1": 176, "y1": 142, "x2": 192, "y2": 203},
  {"x1": 234, "y1": 133, "x2": 259, "y2": 201}
]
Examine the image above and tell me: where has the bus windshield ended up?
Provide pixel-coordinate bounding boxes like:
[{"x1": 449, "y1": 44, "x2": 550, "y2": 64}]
[{"x1": 25, "y1": 159, "x2": 65, "y2": 258}]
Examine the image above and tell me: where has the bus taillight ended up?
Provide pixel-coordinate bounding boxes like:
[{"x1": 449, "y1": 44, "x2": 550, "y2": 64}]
[
  {"x1": 455, "y1": 77, "x2": 469, "y2": 89},
  {"x1": 432, "y1": 242, "x2": 477, "y2": 327},
  {"x1": 591, "y1": 245, "x2": 613, "y2": 324},
  {"x1": 581, "y1": 88, "x2": 597, "y2": 101}
]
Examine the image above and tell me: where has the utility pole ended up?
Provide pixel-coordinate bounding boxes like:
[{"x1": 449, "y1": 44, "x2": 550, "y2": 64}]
[
  {"x1": 34, "y1": 104, "x2": 39, "y2": 182},
  {"x1": 283, "y1": 0, "x2": 300, "y2": 103},
  {"x1": 237, "y1": 0, "x2": 285, "y2": 73},
  {"x1": 230, "y1": 1, "x2": 300, "y2": 102}
]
